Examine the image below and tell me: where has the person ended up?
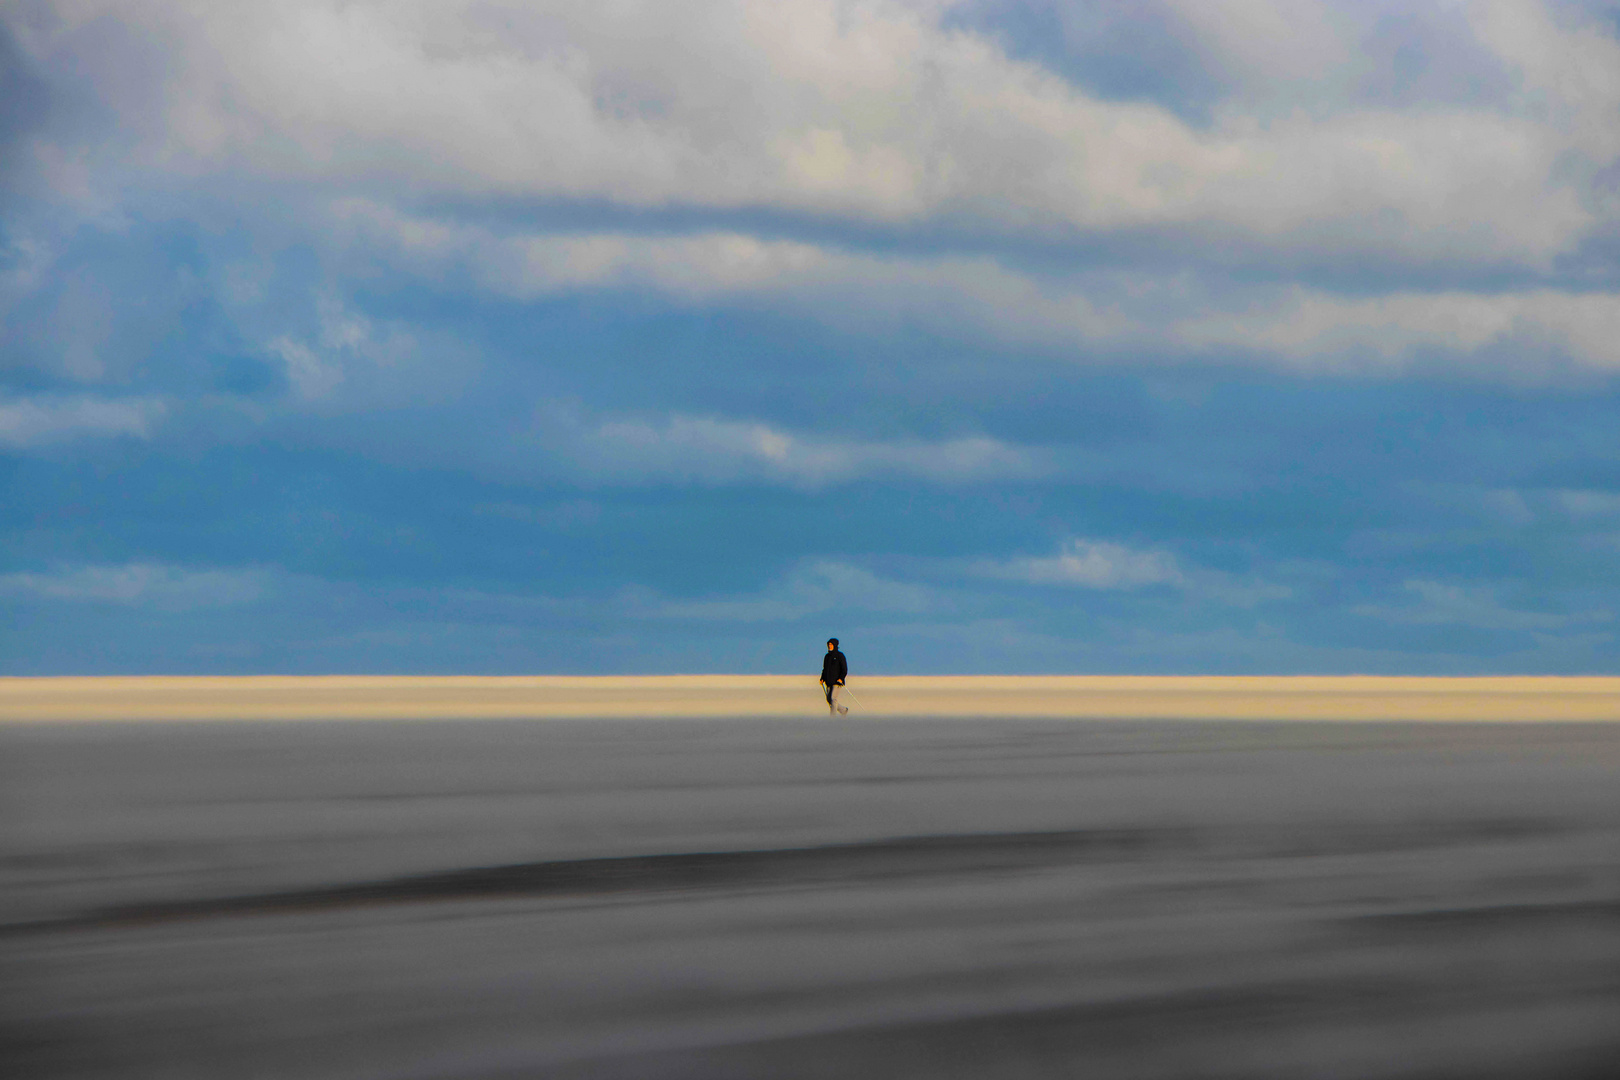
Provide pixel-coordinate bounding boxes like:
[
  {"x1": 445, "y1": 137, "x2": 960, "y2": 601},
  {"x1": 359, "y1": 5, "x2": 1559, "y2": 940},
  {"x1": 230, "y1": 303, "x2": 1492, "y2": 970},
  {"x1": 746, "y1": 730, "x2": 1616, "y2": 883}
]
[{"x1": 820, "y1": 638, "x2": 849, "y2": 715}]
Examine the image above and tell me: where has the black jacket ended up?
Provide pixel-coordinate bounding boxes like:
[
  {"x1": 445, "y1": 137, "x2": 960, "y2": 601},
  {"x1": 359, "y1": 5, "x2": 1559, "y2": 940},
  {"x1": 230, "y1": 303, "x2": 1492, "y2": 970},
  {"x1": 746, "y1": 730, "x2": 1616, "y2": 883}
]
[{"x1": 821, "y1": 649, "x2": 847, "y2": 685}]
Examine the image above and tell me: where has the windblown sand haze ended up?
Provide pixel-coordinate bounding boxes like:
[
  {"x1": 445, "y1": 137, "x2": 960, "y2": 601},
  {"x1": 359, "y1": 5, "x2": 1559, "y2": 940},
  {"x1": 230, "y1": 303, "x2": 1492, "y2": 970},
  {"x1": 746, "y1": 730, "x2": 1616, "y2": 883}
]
[{"x1": 4, "y1": 680, "x2": 1619, "y2": 1078}]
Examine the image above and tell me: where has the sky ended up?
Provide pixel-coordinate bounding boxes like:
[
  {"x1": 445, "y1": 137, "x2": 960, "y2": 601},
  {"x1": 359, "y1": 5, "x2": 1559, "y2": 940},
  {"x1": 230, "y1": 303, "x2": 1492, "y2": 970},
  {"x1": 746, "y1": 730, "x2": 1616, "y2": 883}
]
[{"x1": 4, "y1": 0, "x2": 1620, "y2": 675}]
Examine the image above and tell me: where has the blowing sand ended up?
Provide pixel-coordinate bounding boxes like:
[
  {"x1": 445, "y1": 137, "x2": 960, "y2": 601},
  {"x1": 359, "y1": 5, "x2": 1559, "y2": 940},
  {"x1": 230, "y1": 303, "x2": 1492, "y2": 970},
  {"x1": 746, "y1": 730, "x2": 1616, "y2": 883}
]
[
  {"x1": 3, "y1": 715, "x2": 1618, "y2": 1079},
  {"x1": 6, "y1": 674, "x2": 1620, "y2": 722}
]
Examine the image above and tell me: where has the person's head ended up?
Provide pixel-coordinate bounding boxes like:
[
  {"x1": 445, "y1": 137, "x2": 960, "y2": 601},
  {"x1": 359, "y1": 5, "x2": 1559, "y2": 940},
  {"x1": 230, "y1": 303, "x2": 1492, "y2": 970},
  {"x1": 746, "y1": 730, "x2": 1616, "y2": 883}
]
[{"x1": 827, "y1": 638, "x2": 839, "y2": 650}]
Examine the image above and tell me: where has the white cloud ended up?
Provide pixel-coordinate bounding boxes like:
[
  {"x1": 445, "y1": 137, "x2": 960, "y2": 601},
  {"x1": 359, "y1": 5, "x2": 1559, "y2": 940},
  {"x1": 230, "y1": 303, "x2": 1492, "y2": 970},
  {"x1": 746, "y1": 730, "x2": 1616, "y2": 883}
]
[
  {"x1": 256, "y1": 294, "x2": 471, "y2": 409},
  {"x1": 8, "y1": 0, "x2": 1618, "y2": 395},
  {"x1": 543, "y1": 405, "x2": 1047, "y2": 487},
  {"x1": 7, "y1": 0, "x2": 1620, "y2": 408},
  {"x1": 977, "y1": 539, "x2": 1185, "y2": 589},
  {"x1": 1352, "y1": 579, "x2": 1609, "y2": 632},
  {"x1": 335, "y1": 202, "x2": 1134, "y2": 348},
  {"x1": 1555, "y1": 489, "x2": 1620, "y2": 518},
  {"x1": 969, "y1": 538, "x2": 1296, "y2": 605},
  {"x1": 0, "y1": 395, "x2": 166, "y2": 447},
  {"x1": 341, "y1": 205, "x2": 1620, "y2": 372},
  {"x1": 269, "y1": 337, "x2": 344, "y2": 400},
  {"x1": 656, "y1": 560, "x2": 935, "y2": 622},
  {"x1": 14, "y1": 0, "x2": 1614, "y2": 265},
  {"x1": 1182, "y1": 287, "x2": 1620, "y2": 371},
  {"x1": 1471, "y1": 1, "x2": 1620, "y2": 147},
  {"x1": 0, "y1": 563, "x2": 268, "y2": 610}
]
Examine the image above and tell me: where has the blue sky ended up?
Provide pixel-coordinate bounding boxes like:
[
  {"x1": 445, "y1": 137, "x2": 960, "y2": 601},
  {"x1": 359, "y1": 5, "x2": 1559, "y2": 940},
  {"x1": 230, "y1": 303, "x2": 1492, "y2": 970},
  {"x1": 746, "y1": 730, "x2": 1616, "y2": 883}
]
[{"x1": 4, "y1": 0, "x2": 1620, "y2": 674}]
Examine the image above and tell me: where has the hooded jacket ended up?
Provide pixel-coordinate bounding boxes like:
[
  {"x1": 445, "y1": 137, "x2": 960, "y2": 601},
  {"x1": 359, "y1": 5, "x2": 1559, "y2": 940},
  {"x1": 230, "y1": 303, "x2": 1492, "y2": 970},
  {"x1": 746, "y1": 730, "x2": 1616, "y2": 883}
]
[{"x1": 821, "y1": 648, "x2": 847, "y2": 685}]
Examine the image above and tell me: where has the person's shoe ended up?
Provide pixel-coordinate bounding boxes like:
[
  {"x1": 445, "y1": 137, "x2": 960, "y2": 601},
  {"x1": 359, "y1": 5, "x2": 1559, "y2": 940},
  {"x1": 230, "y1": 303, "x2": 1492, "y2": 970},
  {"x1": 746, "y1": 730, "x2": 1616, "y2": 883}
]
[{"x1": 838, "y1": 706, "x2": 849, "y2": 715}]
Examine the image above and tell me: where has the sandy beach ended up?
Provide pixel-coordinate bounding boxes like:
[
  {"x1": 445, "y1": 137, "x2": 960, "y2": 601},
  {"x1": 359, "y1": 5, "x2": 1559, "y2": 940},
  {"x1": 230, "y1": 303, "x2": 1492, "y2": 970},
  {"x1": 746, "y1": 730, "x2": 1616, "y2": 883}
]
[
  {"x1": 7, "y1": 674, "x2": 1620, "y2": 721},
  {"x1": 3, "y1": 698, "x2": 1619, "y2": 1079}
]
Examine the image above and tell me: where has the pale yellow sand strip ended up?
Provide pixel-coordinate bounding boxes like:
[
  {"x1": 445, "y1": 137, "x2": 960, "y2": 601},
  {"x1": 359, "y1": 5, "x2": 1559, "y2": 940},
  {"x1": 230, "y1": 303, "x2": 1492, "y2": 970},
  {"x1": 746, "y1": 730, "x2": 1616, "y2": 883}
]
[{"x1": 4, "y1": 675, "x2": 1620, "y2": 721}]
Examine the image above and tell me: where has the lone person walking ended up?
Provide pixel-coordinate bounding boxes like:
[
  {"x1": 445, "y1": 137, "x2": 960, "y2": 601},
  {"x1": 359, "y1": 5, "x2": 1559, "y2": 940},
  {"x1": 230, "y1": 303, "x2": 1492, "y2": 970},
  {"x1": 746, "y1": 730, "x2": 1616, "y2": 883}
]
[{"x1": 820, "y1": 638, "x2": 849, "y2": 715}]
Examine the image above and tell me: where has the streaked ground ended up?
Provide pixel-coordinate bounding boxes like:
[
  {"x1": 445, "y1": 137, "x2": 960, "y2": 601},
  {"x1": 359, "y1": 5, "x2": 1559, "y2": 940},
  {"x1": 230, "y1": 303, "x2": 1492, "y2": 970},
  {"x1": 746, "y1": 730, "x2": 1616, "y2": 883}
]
[{"x1": 3, "y1": 712, "x2": 1618, "y2": 1078}]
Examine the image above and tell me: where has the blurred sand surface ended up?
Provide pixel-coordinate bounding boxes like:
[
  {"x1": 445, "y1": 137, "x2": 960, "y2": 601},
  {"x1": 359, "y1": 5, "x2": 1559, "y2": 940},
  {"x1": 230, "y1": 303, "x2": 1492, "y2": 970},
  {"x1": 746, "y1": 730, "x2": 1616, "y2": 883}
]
[{"x1": 3, "y1": 716, "x2": 1618, "y2": 1079}]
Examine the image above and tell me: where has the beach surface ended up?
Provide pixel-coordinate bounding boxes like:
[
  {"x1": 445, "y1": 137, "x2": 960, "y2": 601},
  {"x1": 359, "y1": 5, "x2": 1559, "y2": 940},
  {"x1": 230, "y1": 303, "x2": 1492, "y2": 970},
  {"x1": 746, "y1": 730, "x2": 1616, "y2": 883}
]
[
  {"x1": 7, "y1": 674, "x2": 1620, "y2": 721},
  {"x1": 3, "y1": 688, "x2": 1619, "y2": 1078}
]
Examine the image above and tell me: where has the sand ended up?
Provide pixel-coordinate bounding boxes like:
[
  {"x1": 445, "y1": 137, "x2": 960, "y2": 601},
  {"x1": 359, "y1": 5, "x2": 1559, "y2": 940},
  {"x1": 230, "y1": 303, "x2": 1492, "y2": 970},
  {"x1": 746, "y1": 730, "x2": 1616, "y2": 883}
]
[
  {"x1": 7, "y1": 674, "x2": 1620, "y2": 721},
  {"x1": 3, "y1": 713, "x2": 1619, "y2": 1078}
]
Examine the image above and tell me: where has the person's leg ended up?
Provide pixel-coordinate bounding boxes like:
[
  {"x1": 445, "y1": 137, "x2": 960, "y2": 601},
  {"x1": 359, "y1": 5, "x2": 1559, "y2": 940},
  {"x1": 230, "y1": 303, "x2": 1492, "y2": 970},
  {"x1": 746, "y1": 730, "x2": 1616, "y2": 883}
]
[
  {"x1": 834, "y1": 685, "x2": 848, "y2": 715},
  {"x1": 823, "y1": 681, "x2": 835, "y2": 713}
]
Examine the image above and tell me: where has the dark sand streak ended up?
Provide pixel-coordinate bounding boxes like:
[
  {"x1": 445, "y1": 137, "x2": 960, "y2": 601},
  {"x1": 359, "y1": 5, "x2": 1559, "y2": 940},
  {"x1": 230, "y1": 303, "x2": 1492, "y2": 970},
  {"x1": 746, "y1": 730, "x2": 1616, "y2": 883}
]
[
  {"x1": 1351, "y1": 898, "x2": 1620, "y2": 931},
  {"x1": 536, "y1": 981, "x2": 1620, "y2": 1080},
  {"x1": 0, "y1": 828, "x2": 1184, "y2": 936}
]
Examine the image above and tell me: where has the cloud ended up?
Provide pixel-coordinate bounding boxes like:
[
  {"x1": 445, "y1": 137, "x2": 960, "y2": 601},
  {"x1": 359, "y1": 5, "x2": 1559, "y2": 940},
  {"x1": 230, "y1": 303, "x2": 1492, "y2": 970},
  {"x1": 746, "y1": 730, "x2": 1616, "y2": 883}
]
[
  {"x1": 1352, "y1": 579, "x2": 1609, "y2": 632},
  {"x1": 1421, "y1": 485, "x2": 1620, "y2": 527},
  {"x1": 14, "y1": 0, "x2": 1617, "y2": 266},
  {"x1": 976, "y1": 539, "x2": 1184, "y2": 589},
  {"x1": 1471, "y1": 0, "x2": 1620, "y2": 141},
  {"x1": 262, "y1": 295, "x2": 423, "y2": 403},
  {"x1": 655, "y1": 560, "x2": 936, "y2": 622},
  {"x1": 9, "y1": 1, "x2": 1620, "y2": 403},
  {"x1": 1554, "y1": 489, "x2": 1620, "y2": 519},
  {"x1": 248, "y1": 293, "x2": 477, "y2": 412},
  {"x1": 344, "y1": 205, "x2": 1620, "y2": 372},
  {"x1": 968, "y1": 538, "x2": 1296, "y2": 606},
  {"x1": 1171, "y1": 287, "x2": 1620, "y2": 373},
  {"x1": 1166, "y1": 0, "x2": 1351, "y2": 84},
  {"x1": 0, "y1": 563, "x2": 268, "y2": 610},
  {"x1": 546, "y1": 406, "x2": 1047, "y2": 486},
  {"x1": 0, "y1": 394, "x2": 166, "y2": 447}
]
